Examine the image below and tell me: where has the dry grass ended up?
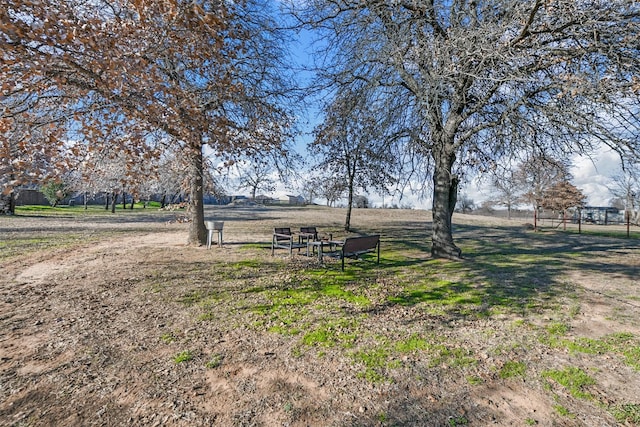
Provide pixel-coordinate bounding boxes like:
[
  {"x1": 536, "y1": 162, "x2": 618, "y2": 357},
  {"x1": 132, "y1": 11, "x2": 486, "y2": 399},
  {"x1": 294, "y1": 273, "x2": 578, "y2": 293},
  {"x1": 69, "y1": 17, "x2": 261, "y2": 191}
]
[{"x1": 1, "y1": 204, "x2": 640, "y2": 426}]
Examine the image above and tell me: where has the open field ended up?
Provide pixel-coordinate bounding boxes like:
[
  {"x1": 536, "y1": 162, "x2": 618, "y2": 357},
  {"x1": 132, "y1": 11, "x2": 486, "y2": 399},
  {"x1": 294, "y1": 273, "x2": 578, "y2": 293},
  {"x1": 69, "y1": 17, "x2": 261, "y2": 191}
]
[{"x1": 1, "y1": 205, "x2": 640, "y2": 426}]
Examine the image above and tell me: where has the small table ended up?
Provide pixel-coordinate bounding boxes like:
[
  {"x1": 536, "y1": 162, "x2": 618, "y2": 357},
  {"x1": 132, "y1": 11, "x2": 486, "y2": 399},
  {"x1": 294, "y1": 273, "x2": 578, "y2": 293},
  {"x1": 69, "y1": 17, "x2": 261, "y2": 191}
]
[{"x1": 307, "y1": 240, "x2": 343, "y2": 262}]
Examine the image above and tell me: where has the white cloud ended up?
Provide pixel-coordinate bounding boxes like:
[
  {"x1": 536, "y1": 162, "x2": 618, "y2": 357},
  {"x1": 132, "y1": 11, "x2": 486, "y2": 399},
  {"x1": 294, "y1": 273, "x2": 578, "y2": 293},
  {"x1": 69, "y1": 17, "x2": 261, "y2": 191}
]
[{"x1": 571, "y1": 148, "x2": 621, "y2": 206}]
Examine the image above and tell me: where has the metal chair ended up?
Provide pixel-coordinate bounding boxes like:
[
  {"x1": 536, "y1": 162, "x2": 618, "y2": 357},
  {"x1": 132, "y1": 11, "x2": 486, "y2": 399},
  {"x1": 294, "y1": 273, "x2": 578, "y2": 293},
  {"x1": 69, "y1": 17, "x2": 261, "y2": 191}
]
[{"x1": 271, "y1": 227, "x2": 306, "y2": 255}]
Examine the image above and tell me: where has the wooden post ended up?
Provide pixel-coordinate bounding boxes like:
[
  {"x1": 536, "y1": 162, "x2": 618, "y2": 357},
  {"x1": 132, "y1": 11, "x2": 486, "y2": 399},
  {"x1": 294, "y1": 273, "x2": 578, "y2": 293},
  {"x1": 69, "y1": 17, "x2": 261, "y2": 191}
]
[
  {"x1": 627, "y1": 210, "x2": 631, "y2": 238},
  {"x1": 578, "y1": 208, "x2": 582, "y2": 234}
]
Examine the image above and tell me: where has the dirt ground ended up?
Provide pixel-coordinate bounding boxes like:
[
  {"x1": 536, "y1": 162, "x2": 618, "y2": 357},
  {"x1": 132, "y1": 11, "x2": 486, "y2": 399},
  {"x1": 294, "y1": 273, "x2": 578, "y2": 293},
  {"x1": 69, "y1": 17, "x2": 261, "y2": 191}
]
[{"x1": 1, "y1": 205, "x2": 640, "y2": 426}]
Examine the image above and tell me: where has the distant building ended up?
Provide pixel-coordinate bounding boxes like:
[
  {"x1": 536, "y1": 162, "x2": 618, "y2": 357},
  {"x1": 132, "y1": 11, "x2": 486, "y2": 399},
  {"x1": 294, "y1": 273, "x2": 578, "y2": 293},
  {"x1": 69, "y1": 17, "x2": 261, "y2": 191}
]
[
  {"x1": 285, "y1": 194, "x2": 305, "y2": 205},
  {"x1": 580, "y1": 206, "x2": 622, "y2": 225},
  {"x1": 203, "y1": 194, "x2": 232, "y2": 205},
  {"x1": 13, "y1": 188, "x2": 49, "y2": 206},
  {"x1": 254, "y1": 194, "x2": 276, "y2": 204}
]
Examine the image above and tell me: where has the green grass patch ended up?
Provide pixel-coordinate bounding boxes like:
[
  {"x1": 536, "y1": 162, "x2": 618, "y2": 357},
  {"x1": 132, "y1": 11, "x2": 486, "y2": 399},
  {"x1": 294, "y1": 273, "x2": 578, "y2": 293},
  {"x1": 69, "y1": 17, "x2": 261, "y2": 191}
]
[
  {"x1": 388, "y1": 279, "x2": 482, "y2": 308},
  {"x1": 351, "y1": 345, "x2": 400, "y2": 383},
  {"x1": 160, "y1": 332, "x2": 176, "y2": 344},
  {"x1": 539, "y1": 322, "x2": 571, "y2": 348},
  {"x1": 499, "y1": 361, "x2": 527, "y2": 379},
  {"x1": 211, "y1": 260, "x2": 281, "y2": 281},
  {"x1": 565, "y1": 228, "x2": 640, "y2": 239},
  {"x1": 262, "y1": 306, "x2": 308, "y2": 335},
  {"x1": 197, "y1": 312, "x2": 216, "y2": 322},
  {"x1": 268, "y1": 287, "x2": 318, "y2": 307},
  {"x1": 447, "y1": 416, "x2": 469, "y2": 426},
  {"x1": 511, "y1": 319, "x2": 527, "y2": 328},
  {"x1": 546, "y1": 322, "x2": 570, "y2": 336},
  {"x1": 566, "y1": 337, "x2": 611, "y2": 355},
  {"x1": 604, "y1": 332, "x2": 635, "y2": 345},
  {"x1": 239, "y1": 242, "x2": 269, "y2": 251},
  {"x1": 394, "y1": 334, "x2": 431, "y2": 353},
  {"x1": 622, "y1": 346, "x2": 640, "y2": 371},
  {"x1": 550, "y1": 332, "x2": 640, "y2": 371},
  {"x1": 249, "y1": 273, "x2": 373, "y2": 328},
  {"x1": 173, "y1": 350, "x2": 194, "y2": 364},
  {"x1": 305, "y1": 268, "x2": 367, "y2": 286},
  {"x1": 542, "y1": 367, "x2": 596, "y2": 400},
  {"x1": 341, "y1": 332, "x2": 477, "y2": 383},
  {"x1": 302, "y1": 319, "x2": 358, "y2": 348},
  {"x1": 552, "y1": 404, "x2": 575, "y2": 418},
  {"x1": 232, "y1": 259, "x2": 264, "y2": 269},
  {"x1": 429, "y1": 345, "x2": 476, "y2": 368},
  {"x1": 317, "y1": 283, "x2": 371, "y2": 306},
  {"x1": 466, "y1": 376, "x2": 483, "y2": 385},
  {"x1": 15, "y1": 203, "x2": 160, "y2": 215},
  {"x1": 610, "y1": 403, "x2": 640, "y2": 423}
]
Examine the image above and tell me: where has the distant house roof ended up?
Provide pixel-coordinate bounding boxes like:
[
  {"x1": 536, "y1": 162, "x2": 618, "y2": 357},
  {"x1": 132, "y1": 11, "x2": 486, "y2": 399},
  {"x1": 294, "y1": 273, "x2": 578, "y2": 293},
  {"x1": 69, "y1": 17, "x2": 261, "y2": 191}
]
[{"x1": 584, "y1": 206, "x2": 619, "y2": 213}]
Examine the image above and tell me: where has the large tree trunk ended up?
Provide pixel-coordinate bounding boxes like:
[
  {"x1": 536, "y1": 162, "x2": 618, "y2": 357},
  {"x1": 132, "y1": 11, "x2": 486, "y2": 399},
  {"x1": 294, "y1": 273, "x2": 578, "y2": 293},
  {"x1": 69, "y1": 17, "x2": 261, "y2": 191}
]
[
  {"x1": 1, "y1": 191, "x2": 16, "y2": 215},
  {"x1": 431, "y1": 145, "x2": 462, "y2": 259},
  {"x1": 187, "y1": 141, "x2": 206, "y2": 246}
]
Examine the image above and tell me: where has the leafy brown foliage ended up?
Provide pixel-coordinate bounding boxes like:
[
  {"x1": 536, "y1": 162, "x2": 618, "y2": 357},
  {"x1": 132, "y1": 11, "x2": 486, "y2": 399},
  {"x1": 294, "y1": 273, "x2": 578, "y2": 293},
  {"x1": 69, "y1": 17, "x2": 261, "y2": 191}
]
[
  {"x1": 1, "y1": 0, "x2": 293, "y2": 242},
  {"x1": 541, "y1": 181, "x2": 587, "y2": 213}
]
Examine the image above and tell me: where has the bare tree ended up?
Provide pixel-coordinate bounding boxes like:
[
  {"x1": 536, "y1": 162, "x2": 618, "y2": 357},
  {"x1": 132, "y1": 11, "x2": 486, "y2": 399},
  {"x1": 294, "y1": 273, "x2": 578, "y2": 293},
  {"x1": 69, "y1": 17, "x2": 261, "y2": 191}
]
[
  {"x1": 298, "y1": 173, "x2": 323, "y2": 205},
  {"x1": 455, "y1": 194, "x2": 475, "y2": 214},
  {"x1": 236, "y1": 161, "x2": 277, "y2": 200},
  {"x1": 609, "y1": 164, "x2": 640, "y2": 225},
  {"x1": 294, "y1": 0, "x2": 640, "y2": 258},
  {"x1": 311, "y1": 86, "x2": 398, "y2": 230},
  {"x1": 353, "y1": 194, "x2": 369, "y2": 209},
  {"x1": 489, "y1": 169, "x2": 523, "y2": 220},
  {"x1": 318, "y1": 177, "x2": 346, "y2": 208},
  {"x1": 517, "y1": 154, "x2": 572, "y2": 213}
]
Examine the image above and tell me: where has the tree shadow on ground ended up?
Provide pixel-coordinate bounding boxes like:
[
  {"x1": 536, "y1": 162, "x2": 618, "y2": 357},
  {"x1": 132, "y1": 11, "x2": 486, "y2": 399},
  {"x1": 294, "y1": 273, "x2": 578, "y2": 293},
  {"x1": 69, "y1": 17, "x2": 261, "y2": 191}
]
[
  {"x1": 369, "y1": 223, "x2": 639, "y2": 320},
  {"x1": 458, "y1": 224, "x2": 639, "y2": 279},
  {"x1": 352, "y1": 225, "x2": 640, "y2": 426}
]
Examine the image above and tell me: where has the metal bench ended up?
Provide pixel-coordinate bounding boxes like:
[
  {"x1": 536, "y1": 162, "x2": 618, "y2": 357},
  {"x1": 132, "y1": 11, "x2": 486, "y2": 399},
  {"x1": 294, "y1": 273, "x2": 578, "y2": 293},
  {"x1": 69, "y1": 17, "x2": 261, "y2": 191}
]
[{"x1": 334, "y1": 234, "x2": 380, "y2": 270}]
